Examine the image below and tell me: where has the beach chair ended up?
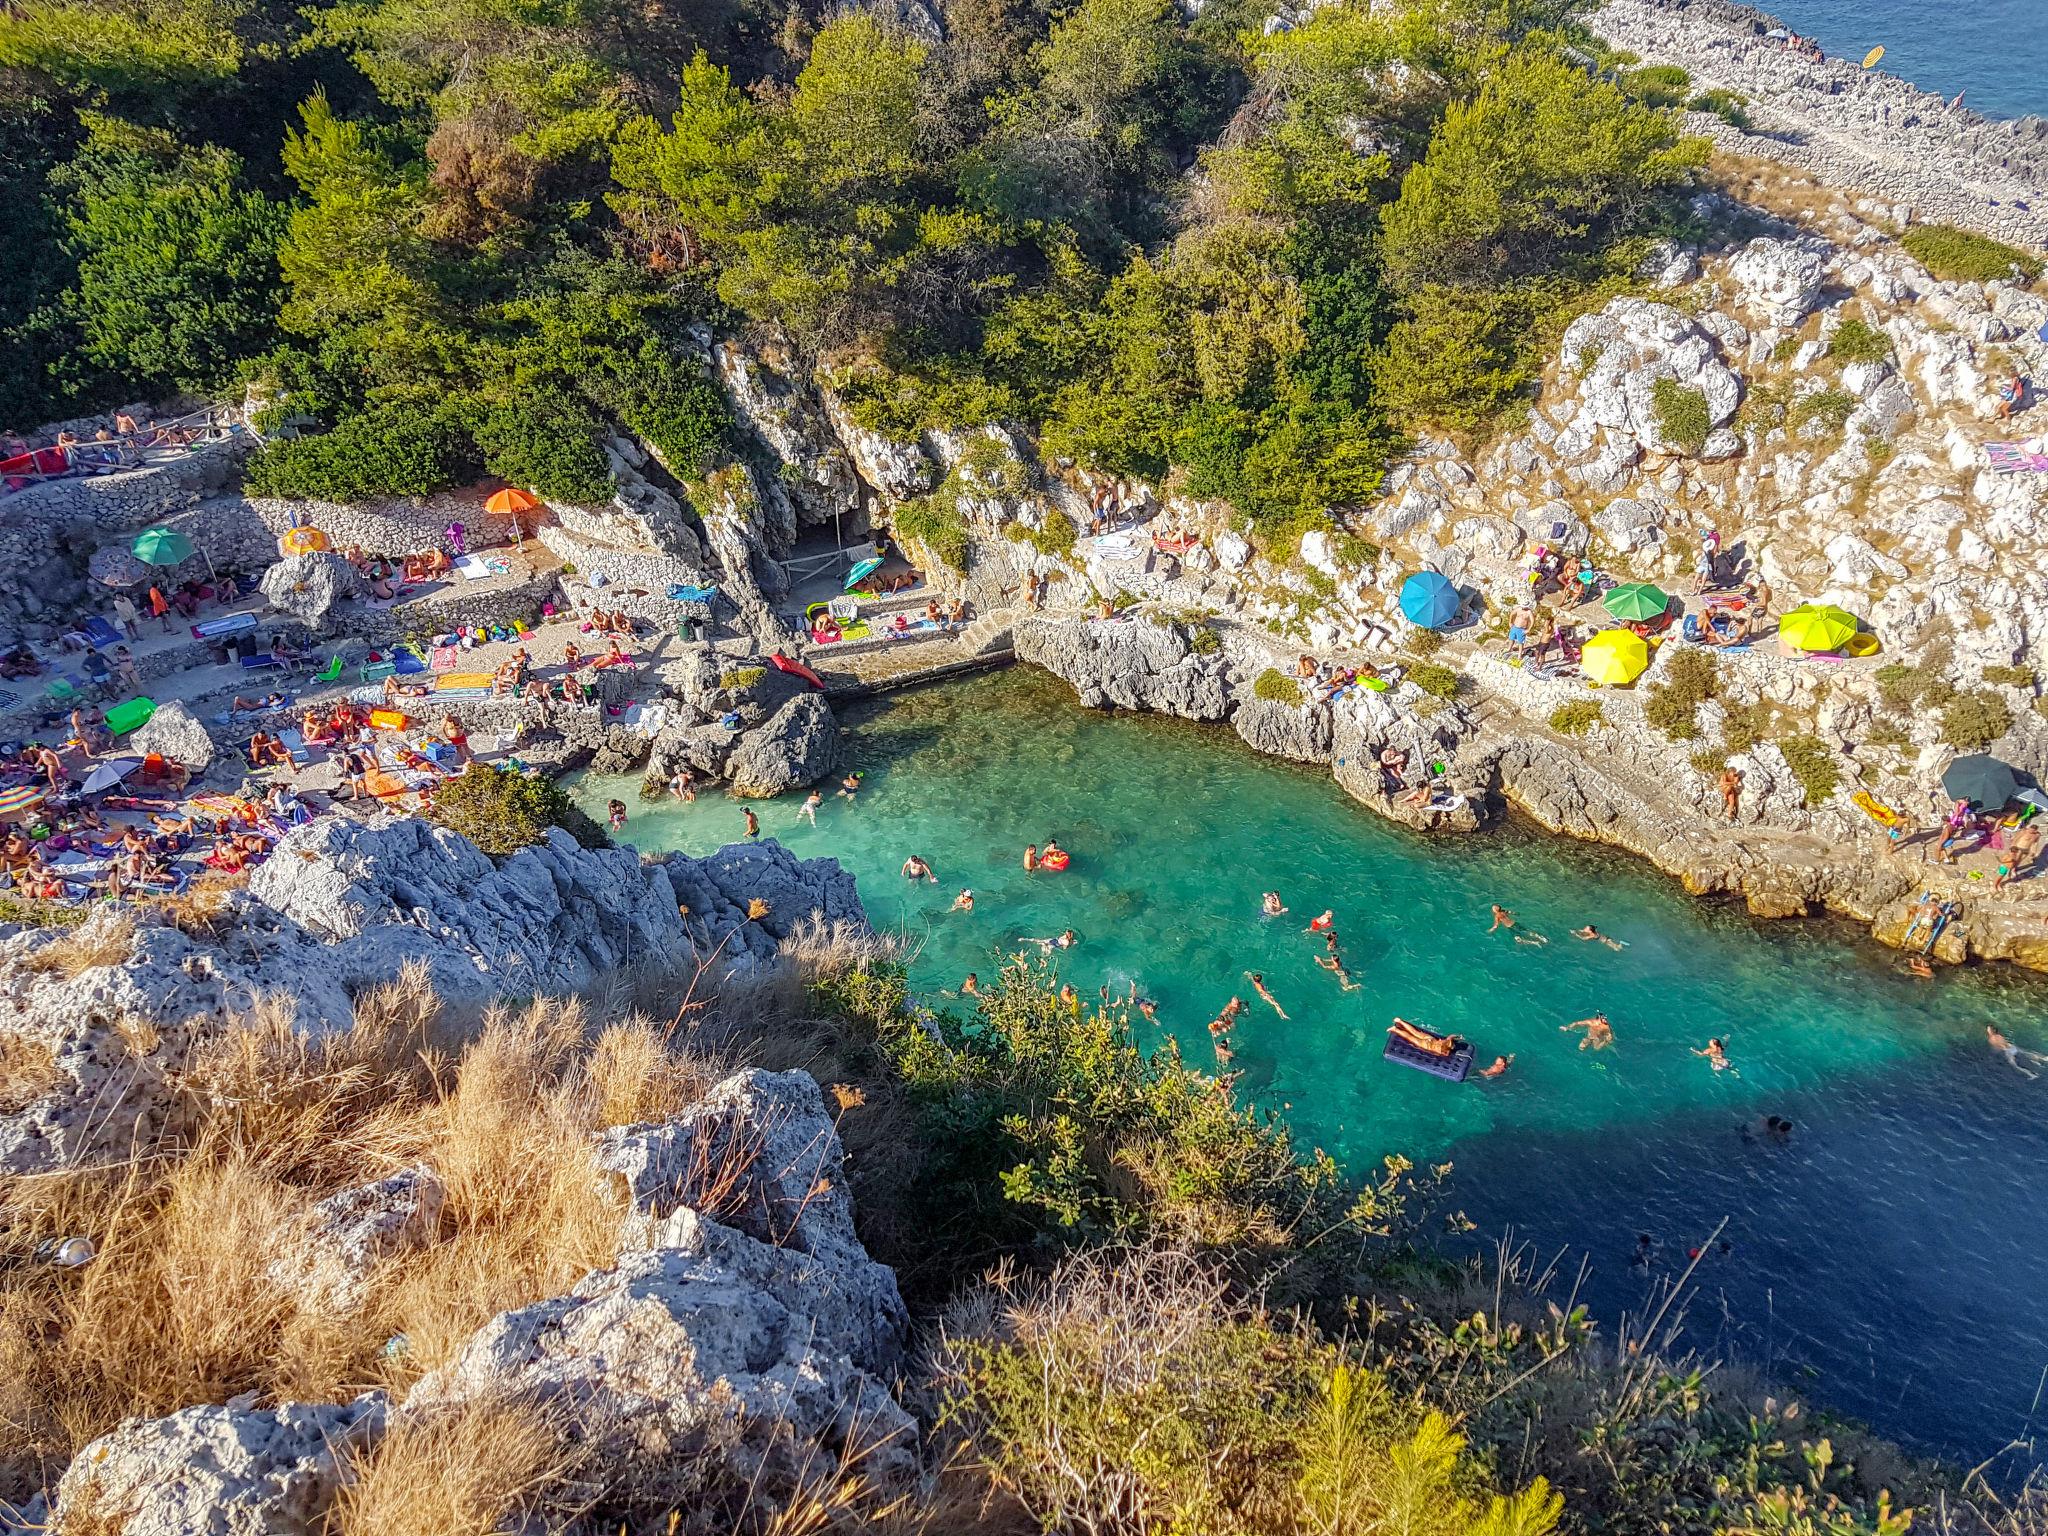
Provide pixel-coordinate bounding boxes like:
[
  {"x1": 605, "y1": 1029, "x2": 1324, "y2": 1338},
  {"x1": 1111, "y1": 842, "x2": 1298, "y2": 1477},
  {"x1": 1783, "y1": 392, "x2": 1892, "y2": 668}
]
[
  {"x1": 310, "y1": 653, "x2": 345, "y2": 684},
  {"x1": 241, "y1": 652, "x2": 285, "y2": 673}
]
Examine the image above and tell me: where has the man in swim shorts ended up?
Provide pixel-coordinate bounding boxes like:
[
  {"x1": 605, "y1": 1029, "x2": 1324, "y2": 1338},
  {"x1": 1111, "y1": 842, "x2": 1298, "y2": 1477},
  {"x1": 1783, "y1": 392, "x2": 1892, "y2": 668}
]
[
  {"x1": 1573, "y1": 925, "x2": 1625, "y2": 950},
  {"x1": 1988, "y1": 1027, "x2": 2043, "y2": 1078},
  {"x1": 743, "y1": 808, "x2": 759, "y2": 839},
  {"x1": 901, "y1": 854, "x2": 936, "y2": 882}
]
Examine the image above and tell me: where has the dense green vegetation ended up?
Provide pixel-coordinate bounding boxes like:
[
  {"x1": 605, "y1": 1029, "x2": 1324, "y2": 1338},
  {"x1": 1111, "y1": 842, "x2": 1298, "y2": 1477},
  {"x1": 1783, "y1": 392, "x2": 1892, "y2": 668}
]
[
  {"x1": 0, "y1": 0, "x2": 1703, "y2": 535},
  {"x1": 795, "y1": 948, "x2": 1934, "y2": 1536},
  {"x1": 1899, "y1": 222, "x2": 2044, "y2": 284},
  {"x1": 427, "y1": 763, "x2": 605, "y2": 852}
]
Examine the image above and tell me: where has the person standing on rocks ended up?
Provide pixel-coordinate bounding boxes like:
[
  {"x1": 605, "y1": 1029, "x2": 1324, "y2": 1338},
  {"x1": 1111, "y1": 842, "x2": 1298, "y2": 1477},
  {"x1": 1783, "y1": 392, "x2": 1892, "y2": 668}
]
[{"x1": 1719, "y1": 767, "x2": 1744, "y2": 822}]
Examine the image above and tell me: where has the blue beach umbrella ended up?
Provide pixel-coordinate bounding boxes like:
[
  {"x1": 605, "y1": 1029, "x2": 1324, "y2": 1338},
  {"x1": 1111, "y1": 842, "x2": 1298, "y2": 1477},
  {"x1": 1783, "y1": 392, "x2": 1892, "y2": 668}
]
[{"x1": 1399, "y1": 571, "x2": 1460, "y2": 629}]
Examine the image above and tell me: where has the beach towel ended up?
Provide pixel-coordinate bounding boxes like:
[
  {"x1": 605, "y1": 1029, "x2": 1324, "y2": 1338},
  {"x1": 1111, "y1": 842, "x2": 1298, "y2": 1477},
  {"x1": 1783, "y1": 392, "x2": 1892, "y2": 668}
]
[
  {"x1": 454, "y1": 555, "x2": 494, "y2": 581},
  {"x1": 429, "y1": 644, "x2": 460, "y2": 672},
  {"x1": 434, "y1": 672, "x2": 495, "y2": 692},
  {"x1": 1986, "y1": 442, "x2": 2048, "y2": 473},
  {"x1": 80, "y1": 616, "x2": 121, "y2": 649},
  {"x1": 667, "y1": 583, "x2": 719, "y2": 603}
]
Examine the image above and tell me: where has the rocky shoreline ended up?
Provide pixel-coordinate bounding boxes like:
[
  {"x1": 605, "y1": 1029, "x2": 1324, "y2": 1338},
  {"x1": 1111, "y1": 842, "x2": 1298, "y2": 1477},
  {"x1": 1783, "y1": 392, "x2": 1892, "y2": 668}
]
[
  {"x1": 1591, "y1": 0, "x2": 2048, "y2": 249},
  {"x1": 1011, "y1": 615, "x2": 2048, "y2": 972}
]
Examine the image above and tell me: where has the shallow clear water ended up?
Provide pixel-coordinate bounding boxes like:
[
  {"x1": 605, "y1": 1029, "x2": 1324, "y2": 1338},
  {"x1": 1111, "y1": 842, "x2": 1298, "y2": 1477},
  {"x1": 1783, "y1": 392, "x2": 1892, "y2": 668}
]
[
  {"x1": 1748, "y1": 0, "x2": 2045, "y2": 120},
  {"x1": 576, "y1": 669, "x2": 2048, "y2": 1466}
]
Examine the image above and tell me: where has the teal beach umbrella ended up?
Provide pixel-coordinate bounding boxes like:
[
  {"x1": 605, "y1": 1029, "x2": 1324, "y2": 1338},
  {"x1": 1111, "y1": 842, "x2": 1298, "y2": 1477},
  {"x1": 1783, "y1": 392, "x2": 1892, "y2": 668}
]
[
  {"x1": 131, "y1": 528, "x2": 195, "y2": 566},
  {"x1": 1399, "y1": 571, "x2": 1460, "y2": 628}
]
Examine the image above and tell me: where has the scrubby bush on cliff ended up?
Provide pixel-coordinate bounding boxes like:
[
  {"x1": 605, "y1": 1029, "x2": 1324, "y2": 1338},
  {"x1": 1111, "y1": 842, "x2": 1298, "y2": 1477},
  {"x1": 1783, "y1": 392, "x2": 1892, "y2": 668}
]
[
  {"x1": 1650, "y1": 377, "x2": 1710, "y2": 454},
  {"x1": 428, "y1": 765, "x2": 605, "y2": 854},
  {"x1": 1254, "y1": 668, "x2": 1305, "y2": 705},
  {"x1": 1406, "y1": 661, "x2": 1461, "y2": 700},
  {"x1": 1644, "y1": 648, "x2": 1716, "y2": 739},
  {"x1": 1827, "y1": 316, "x2": 1893, "y2": 366},
  {"x1": 1688, "y1": 88, "x2": 1750, "y2": 130},
  {"x1": 244, "y1": 403, "x2": 479, "y2": 502},
  {"x1": 1549, "y1": 700, "x2": 1602, "y2": 736},
  {"x1": 893, "y1": 495, "x2": 970, "y2": 575},
  {"x1": 1940, "y1": 688, "x2": 2013, "y2": 752},
  {"x1": 1981, "y1": 664, "x2": 2036, "y2": 689},
  {"x1": 1779, "y1": 734, "x2": 1841, "y2": 806},
  {"x1": 467, "y1": 394, "x2": 614, "y2": 506},
  {"x1": 1900, "y1": 223, "x2": 2044, "y2": 284}
]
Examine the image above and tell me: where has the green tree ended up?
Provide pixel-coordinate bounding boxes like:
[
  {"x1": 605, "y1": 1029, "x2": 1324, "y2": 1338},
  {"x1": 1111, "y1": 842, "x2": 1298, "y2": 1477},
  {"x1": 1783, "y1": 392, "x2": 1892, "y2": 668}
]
[
  {"x1": 57, "y1": 117, "x2": 285, "y2": 393},
  {"x1": 1379, "y1": 46, "x2": 1702, "y2": 293}
]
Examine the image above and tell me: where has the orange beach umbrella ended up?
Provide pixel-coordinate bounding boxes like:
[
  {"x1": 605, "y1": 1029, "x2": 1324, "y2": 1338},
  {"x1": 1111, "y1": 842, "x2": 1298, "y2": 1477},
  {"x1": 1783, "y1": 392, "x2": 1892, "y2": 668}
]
[
  {"x1": 278, "y1": 524, "x2": 330, "y2": 556},
  {"x1": 484, "y1": 487, "x2": 541, "y2": 517},
  {"x1": 484, "y1": 486, "x2": 541, "y2": 548}
]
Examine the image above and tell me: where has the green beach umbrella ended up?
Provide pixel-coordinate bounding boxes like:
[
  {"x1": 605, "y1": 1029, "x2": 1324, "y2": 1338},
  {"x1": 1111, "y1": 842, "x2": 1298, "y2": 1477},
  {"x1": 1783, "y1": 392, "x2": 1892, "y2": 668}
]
[
  {"x1": 131, "y1": 528, "x2": 195, "y2": 567},
  {"x1": 1602, "y1": 582, "x2": 1670, "y2": 623},
  {"x1": 1779, "y1": 603, "x2": 1860, "y2": 653}
]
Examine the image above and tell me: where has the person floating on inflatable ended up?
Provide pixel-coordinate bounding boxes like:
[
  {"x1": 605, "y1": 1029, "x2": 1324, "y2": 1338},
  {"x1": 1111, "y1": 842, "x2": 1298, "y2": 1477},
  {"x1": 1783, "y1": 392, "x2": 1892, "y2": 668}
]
[{"x1": 1039, "y1": 838, "x2": 1071, "y2": 872}]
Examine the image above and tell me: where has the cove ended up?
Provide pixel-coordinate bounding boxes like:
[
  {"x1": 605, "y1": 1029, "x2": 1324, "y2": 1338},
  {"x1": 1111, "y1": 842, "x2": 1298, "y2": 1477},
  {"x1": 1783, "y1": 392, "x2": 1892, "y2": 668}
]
[{"x1": 574, "y1": 666, "x2": 2048, "y2": 1468}]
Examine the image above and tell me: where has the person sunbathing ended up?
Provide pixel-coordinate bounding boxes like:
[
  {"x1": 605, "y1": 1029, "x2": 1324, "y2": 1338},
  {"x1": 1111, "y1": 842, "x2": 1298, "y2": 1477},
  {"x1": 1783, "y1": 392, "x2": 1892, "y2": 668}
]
[{"x1": 246, "y1": 731, "x2": 292, "y2": 769}]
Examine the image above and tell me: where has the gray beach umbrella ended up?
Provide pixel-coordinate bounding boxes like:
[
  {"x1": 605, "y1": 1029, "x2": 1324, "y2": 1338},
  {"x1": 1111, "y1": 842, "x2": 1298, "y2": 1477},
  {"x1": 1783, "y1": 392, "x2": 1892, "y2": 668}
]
[
  {"x1": 80, "y1": 757, "x2": 143, "y2": 795},
  {"x1": 90, "y1": 546, "x2": 148, "y2": 587},
  {"x1": 1940, "y1": 754, "x2": 2021, "y2": 808}
]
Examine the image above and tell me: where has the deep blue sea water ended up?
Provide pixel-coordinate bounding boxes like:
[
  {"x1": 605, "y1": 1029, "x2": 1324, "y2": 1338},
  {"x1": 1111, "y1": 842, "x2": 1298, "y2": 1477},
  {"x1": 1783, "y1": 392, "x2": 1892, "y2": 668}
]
[
  {"x1": 1756, "y1": 0, "x2": 2045, "y2": 119},
  {"x1": 576, "y1": 670, "x2": 2048, "y2": 1469}
]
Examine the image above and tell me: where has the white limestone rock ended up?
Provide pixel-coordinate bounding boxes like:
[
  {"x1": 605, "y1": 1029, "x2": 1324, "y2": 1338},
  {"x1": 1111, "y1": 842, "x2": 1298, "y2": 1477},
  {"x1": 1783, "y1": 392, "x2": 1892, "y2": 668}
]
[
  {"x1": 1729, "y1": 238, "x2": 1827, "y2": 327},
  {"x1": 53, "y1": 1396, "x2": 385, "y2": 1536}
]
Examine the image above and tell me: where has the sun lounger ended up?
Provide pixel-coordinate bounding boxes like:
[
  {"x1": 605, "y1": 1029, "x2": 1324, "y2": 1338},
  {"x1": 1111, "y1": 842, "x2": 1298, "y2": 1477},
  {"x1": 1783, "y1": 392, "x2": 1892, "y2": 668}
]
[{"x1": 192, "y1": 612, "x2": 259, "y2": 640}]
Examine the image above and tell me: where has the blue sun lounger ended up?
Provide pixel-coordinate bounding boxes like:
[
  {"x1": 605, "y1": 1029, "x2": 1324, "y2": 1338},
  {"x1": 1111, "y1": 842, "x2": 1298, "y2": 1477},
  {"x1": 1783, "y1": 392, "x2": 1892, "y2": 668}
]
[{"x1": 1384, "y1": 1029, "x2": 1476, "y2": 1083}]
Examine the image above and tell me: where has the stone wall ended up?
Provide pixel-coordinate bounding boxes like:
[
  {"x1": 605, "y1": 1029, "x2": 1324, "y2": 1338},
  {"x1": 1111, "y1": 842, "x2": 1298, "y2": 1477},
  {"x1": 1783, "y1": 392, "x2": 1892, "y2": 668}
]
[{"x1": 1, "y1": 445, "x2": 243, "y2": 533}]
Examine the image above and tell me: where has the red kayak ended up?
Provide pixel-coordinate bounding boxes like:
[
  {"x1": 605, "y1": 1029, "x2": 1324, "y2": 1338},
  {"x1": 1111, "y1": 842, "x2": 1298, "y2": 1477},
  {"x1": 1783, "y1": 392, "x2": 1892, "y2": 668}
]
[{"x1": 771, "y1": 651, "x2": 826, "y2": 690}]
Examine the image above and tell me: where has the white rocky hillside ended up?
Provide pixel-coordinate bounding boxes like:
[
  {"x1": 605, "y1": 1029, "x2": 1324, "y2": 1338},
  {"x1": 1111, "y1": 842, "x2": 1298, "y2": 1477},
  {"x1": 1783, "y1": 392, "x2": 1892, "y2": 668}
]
[
  {"x1": 675, "y1": 173, "x2": 2048, "y2": 966},
  {"x1": 0, "y1": 816, "x2": 861, "y2": 1176}
]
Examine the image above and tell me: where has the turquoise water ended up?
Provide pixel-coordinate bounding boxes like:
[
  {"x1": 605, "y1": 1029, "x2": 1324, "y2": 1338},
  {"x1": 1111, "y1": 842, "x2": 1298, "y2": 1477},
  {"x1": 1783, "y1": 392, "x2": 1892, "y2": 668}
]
[
  {"x1": 1758, "y1": 0, "x2": 2045, "y2": 119},
  {"x1": 577, "y1": 669, "x2": 2048, "y2": 1466}
]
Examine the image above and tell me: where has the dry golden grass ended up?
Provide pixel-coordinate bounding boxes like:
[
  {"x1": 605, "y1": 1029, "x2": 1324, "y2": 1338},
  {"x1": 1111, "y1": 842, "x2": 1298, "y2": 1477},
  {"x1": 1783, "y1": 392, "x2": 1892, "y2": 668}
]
[
  {"x1": 0, "y1": 932, "x2": 928, "y2": 1514},
  {"x1": 21, "y1": 914, "x2": 134, "y2": 979},
  {"x1": 328, "y1": 1395, "x2": 594, "y2": 1536},
  {"x1": 147, "y1": 869, "x2": 244, "y2": 938},
  {"x1": 0, "y1": 1032, "x2": 57, "y2": 1114}
]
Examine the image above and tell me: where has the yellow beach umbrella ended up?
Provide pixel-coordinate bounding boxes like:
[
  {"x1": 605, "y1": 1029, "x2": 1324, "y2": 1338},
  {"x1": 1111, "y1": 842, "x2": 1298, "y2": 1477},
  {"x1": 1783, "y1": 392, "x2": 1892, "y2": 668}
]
[
  {"x1": 278, "y1": 524, "x2": 330, "y2": 557},
  {"x1": 1779, "y1": 603, "x2": 1860, "y2": 653},
  {"x1": 1580, "y1": 628, "x2": 1650, "y2": 686}
]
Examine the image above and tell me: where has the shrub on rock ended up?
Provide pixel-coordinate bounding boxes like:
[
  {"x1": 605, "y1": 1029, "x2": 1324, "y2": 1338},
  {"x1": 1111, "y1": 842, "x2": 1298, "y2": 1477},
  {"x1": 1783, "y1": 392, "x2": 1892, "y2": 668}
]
[{"x1": 428, "y1": 766, "x2": 603, "y2": 854}]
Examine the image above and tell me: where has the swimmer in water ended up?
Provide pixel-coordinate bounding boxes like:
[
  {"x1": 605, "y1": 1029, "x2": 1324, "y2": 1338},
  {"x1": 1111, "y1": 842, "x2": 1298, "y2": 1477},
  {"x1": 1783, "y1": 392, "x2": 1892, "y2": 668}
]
[
  {"x1": 1057, "y1": 983, "x2": 1080, "y2": 1015},
  {"x1": 1023, "y1": 844, "x2": 1038, "y2": 871},
  {"x1": 1693, "y1": 1036, "x2": 1733, "y2": 1072},
  {"x1": 1905, "y1": 954, "x2": 1934, "y2": 978},
  {"x1": 1315, "y1": 953, "x2": 1361, "y2": 991},
  {"x1": 950, "y1": 888, "x2": 974, "y2": 913},
  {"x1": 901, "y1": 854, "x2": 936, "y2": 883},
  {"x1": 1562, "y1": 1013, "x2": 1613, "y2": 1050},
  {"x1": 838, "y1": 772, "x2": 863, "y2": 800},
  {"x1": 743, "y1": 808, "x2": 759, "y2": 839},
  {"x1": 1493, "y1": 905, "x2": 1548, "y2": 943},
  {"x1": 1138, "y1": 998, "x2": 1158, "y2": 1022},
  {"x1": 1741, "y1": 1114, "x2": 1793, "y2": 1143},
  {"x1": 799, "y1": 790, "x2": 822, "y2": 825},
  {"x1": 1262, "y1": 891, "x2": 1287, "y2": 917},
  {"x1": 960, "y1": 972, "x2": 980, "y2": 997},
  {"x1": 1478, "y1": 1053, "x2": 1514, "y2": 1079},
  {"x1": 1988, "y1": 1027, "x2": 2044, "y2": 1078},
  {"x1": 1572, "y1": 925, "x2": 1626, "y2": 950},
  {"x1": 1245, "y1": 972, "x2": 1289, "y2": 1019},
  {"x1": 1306, "y1": 910, "x2": 1335, "y2": 933}
]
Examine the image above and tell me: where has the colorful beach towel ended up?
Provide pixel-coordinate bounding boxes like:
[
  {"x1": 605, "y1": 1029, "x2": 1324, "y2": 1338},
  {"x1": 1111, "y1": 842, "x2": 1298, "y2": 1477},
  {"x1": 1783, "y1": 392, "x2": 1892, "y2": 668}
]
[
  {"x1": 1986, "y1": 442, "x2": 2048, "y2": 473},
  {"x1": 429, "y1": 644, "x2": 460, "y2": 672}
]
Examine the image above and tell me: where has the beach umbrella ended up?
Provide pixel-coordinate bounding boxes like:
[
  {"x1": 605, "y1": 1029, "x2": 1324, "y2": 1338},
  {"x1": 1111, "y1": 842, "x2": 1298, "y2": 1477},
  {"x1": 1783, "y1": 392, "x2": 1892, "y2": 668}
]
[
  {"x1": 80, "y1": 757, "x2": 143, "y2": 796},
  {"x1": 1580, "y1": 628, "x2": 1650, "y2": 685},
  {"x1": 2016, "y1": 788, "x2": 2048, "y2": 817},
  {"x1": 844, "y1": 556, "x2": 884, "y2": 592},
  {"x1": 89, "y1": 546, "x2": 148, "y2": 588},
  {"x1": 1399, "y1": 571, "x2": 1460, "y2": 629},
  {"x1": 278, "y1": 525, "x2": 330, "y2": 557},
  {"x1": 1778, "y1": 603, "x2": 1860, "y2": 653},
  {"x1": 485, "y1": 486, "x2": 541, "y2": 549},
  {"x1": 131, "y1": 527, "x2": 195, "y2": 566},
  {"x1": 1602, "y1": 582, "x2": 1670, "y2": 623},
  {"x1": 1941, "y1": 755, "x2": 2021, "y2": 808}
]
